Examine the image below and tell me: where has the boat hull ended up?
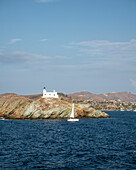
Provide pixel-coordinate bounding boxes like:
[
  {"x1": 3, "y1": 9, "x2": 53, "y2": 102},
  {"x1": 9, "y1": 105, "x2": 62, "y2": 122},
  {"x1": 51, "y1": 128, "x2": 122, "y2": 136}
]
[
  {"x1": 67, "y1": 118, "x2": 79, "y2": 122},
  {"x1": 0, "y1": 117, "x2": 5, "y2": 120}
]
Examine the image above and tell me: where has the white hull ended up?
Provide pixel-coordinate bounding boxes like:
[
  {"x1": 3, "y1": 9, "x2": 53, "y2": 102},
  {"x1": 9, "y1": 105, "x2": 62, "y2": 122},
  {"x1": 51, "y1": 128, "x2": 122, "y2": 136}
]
[
  {"x1": 67, "y1": 118, "x2": 79, "y2": 122},
  {"x1": 0, "y1": 117, "x2": 5, "y2": 120}
]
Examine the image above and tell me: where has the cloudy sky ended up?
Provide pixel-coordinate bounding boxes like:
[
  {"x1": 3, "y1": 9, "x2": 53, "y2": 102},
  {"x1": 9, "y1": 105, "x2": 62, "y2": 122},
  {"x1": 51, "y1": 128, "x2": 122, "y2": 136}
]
[{"x1": 0, "y1": 0, "x2": 136, "y2": 94}]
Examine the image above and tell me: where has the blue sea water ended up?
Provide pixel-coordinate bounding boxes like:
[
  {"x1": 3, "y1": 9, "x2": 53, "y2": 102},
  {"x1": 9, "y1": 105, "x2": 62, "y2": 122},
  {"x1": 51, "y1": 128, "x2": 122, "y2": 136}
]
[{"x1": 0, "y1": 111, "x2": 136, "y2": 169}]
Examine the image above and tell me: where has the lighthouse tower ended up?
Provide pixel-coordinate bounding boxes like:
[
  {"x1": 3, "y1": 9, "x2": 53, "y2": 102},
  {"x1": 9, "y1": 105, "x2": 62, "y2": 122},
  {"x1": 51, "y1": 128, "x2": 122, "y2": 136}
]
[
  {"x1": 42, "y1": 87, "x2": 59, "y2": 98},
  {"x1": 43, "y1": 87, "x2": 47, "y2": 97}
]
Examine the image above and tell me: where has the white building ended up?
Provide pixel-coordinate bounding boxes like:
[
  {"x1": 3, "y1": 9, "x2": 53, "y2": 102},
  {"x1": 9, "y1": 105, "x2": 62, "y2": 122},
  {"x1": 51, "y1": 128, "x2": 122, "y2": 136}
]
[{"x1": 42, "y1": 87, "x2": 59, "y2": 98}]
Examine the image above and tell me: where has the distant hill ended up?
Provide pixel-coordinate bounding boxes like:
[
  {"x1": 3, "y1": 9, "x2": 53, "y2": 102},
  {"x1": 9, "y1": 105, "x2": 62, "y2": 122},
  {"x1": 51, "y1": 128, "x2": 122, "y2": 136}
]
[
  {"x1": 68, "y1": 91, "x2": 103, "y2": 101},
  {"x1": 98, "y1": 92, "x2": 136, "y2": 102},
  {"x1": 1, "y1": 91, "x2": 136, "y2": 102},
  {"x1": 23, "y1": 94, "x2": 42, "y2": 100},
  {"x1": 0, "y1": 93, "x2": 42, "y2": 100},
  {"x1": 0, "y1": 93, "x2": 17, "y2": 98},
  {"x1": 69, "y1": 91, "x2": 136, "y2": 102}
]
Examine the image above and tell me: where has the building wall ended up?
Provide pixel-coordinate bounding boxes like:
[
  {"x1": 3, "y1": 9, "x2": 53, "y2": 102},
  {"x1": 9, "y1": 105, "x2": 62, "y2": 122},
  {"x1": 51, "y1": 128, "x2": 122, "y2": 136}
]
[{"x1": 42, "y1": 89, "x2": 59, "y2": 98}]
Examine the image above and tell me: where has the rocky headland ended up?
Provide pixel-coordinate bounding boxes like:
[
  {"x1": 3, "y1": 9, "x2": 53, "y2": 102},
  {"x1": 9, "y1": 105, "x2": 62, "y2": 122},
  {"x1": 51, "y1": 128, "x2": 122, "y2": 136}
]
[{"x1": 0, "y1": 93, "x2": 110, "y2": 119}]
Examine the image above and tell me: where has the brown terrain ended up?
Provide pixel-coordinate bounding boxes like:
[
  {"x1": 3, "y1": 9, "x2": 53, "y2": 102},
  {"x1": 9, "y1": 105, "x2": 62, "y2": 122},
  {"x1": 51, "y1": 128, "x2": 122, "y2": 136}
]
[
  {"x1": 69, "y1": 91, "x2": 136, "y2": 102},
  {"x1": 68, "y1": 91, "x2": 136, "y2": 111},
  {"x1": 0, "y1": 93, "x2": 110, "y2": 119}
]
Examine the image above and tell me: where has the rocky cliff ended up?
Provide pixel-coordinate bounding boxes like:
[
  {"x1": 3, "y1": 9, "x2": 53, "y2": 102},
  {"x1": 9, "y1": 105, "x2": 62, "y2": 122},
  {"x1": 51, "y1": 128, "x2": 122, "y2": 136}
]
[{"x1": 0, "y1": 93, "x2": 110, "y2": 119}]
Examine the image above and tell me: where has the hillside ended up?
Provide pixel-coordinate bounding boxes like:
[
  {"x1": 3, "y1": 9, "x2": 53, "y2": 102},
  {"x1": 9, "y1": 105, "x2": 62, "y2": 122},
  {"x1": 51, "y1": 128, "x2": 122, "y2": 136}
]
[
  {"x1": 69, "y1": 91, "x2": 100, "y2": 99},
  {"x1": 69, "y1": 91, "x2": 136, "y2": 102},
  {"x1": 23, "y1": 94, "x2": 42, "y2": 100}
]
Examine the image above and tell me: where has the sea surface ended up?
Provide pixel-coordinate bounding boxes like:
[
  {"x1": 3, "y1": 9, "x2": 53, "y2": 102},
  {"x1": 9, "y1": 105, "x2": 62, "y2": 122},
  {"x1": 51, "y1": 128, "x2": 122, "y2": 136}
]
[{"x1": 0, "y1": 111, "x2": 136, "y2": 169}]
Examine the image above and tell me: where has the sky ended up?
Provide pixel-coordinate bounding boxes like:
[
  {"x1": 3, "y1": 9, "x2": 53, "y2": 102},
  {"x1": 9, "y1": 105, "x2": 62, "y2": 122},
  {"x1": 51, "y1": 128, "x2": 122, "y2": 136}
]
[{"x1": 0, "y1": 0, "x2": 136, "y2": 95}]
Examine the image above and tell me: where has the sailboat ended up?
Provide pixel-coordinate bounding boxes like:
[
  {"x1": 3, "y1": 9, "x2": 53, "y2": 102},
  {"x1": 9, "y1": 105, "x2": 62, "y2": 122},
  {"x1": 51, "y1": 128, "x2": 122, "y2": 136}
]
[
  {"x1": 67, "y1": 104, "x2": 79, "y2": 122},
  {"x1": 0, "y1": 117, "x2": 5, "y2": 120}
]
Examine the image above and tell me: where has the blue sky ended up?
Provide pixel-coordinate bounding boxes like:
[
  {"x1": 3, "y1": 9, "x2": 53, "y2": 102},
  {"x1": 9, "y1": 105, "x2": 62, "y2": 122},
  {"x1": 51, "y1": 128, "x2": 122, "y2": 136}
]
[{"x1": 0, "y1": 0, "x2": 136, "y2": 94}]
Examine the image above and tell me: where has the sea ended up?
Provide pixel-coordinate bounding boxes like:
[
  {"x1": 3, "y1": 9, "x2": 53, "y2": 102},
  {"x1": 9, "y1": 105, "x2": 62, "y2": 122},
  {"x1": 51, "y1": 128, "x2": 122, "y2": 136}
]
[{"x1": 0, "y1": 111, "x2": 136, "y2": 170}]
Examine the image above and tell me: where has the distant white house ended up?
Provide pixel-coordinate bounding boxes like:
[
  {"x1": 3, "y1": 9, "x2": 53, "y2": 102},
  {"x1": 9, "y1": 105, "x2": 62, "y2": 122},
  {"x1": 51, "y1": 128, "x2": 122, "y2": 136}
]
[{"x1": 42, "y1": 87, "x2": 59, "y2": 98}]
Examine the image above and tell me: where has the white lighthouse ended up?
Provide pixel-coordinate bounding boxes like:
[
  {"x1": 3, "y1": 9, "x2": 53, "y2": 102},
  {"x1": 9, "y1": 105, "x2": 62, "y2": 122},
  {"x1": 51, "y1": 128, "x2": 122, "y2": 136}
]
[{"x1": 42, "y1": 87, "x2": 59, "y2": 98}]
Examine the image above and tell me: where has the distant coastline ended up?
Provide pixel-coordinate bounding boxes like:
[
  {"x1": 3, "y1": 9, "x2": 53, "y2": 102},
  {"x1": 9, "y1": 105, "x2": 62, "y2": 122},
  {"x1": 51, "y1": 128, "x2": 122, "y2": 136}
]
[
  {"x1": 23, "y1": 91, "x2": 136, "y2": 111},
  {"x1": 1, "y1": 91, "x2": 136, "y2": 115}
]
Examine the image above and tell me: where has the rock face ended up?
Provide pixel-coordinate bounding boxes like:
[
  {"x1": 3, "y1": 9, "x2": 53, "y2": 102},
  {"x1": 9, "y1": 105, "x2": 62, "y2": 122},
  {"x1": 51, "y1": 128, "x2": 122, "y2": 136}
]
[{"x1": 0, "y1": 93, "x2": 110, "y2": 119}]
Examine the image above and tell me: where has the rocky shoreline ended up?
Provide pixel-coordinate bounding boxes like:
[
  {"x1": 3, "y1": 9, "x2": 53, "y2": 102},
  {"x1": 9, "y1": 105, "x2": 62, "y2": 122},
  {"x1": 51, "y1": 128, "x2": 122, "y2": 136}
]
[{"x1": 0, "y1": 93, "x2": 110, "y2": 119}]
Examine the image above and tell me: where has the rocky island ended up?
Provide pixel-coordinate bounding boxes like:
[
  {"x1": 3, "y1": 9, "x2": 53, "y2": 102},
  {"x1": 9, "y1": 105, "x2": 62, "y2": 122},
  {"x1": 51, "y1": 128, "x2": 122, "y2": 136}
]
[{"x1": 0, "y1": 93, "x2": 110, "y2": 119}]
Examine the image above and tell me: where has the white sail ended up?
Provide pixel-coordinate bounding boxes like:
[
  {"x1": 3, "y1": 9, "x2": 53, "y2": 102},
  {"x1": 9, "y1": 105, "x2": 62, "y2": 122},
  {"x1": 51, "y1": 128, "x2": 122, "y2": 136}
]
[{"x1": 70, "y1": 104, "x2": 74, "y2": 118}]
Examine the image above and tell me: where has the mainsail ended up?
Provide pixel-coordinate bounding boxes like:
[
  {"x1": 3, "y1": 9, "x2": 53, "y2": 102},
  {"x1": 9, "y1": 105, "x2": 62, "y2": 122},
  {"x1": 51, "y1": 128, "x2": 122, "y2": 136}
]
[{"x1": 70, "y1": 104, "x2": 74, "y2": 118}]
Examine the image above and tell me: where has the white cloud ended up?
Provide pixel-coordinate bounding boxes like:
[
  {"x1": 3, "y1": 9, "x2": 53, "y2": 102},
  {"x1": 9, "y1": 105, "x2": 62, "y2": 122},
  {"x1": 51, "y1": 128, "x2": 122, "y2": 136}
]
[
  {"x1": 71, "y1": 39, "x2": 136, "y2": 58},
  {"x1": 40, "y1": 38, "x2": 48, "y2": 42},
  {"x1": 53, "y1": 64, "x2": 92, "y2": 69},
  {"x1": 9, "y1": 38, "x2": 22, "y2": 45},
  {"x1": 0, "y1": 46, "x2": 6, "y2": 56},
  {"x1": 0, "y1": 52, "x2": 3, "y2": 56},
  {"x1": 0, "y1": 51, "x2": 51, "y2": 63},
  {"x1": 0, "y1": 51, "x2": 68, "y2": 64},
  {"x1": 36, "y1": 0, "x2": 55, "y2": 3},
  {"x1": 130, "y1": 79, "x2": 136, "y2": 91},
  {"x1": 0, "y1": 46, "x2": 6, "y2": 49},
  {"x1": 55, "y1": 56, "x2": 68, "y2": 59}
]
